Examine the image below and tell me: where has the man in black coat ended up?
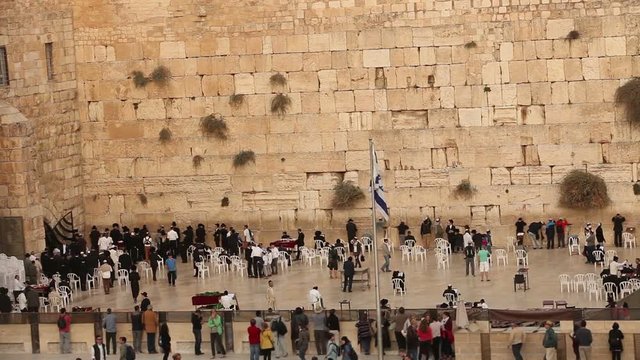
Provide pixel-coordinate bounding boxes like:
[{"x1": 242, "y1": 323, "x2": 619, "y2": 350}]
[
  {"x1": 110, "y1": 224, "x2": 123, "y2": 249},
  {"x1": 342, "y1": 257, "x2": 355, "y2": 292},
  {"x1": 295, "y1": 229, "x2": 305, "y2": 260},
  {"x1": 119, "y1": 250, "x2": 133, "y2": 274},
  {"x1": 90, "y1": 226, "x2": 101, "y2": 251},
  {"x1": 612, "y1": 214, "x2": 626, "y2": 247},
  {"x1": 346, "y1": 219, "x2": 357, "y2": 242},
  {"x1": 195, "y1": 224, "x2": 206, "y2": 244}
]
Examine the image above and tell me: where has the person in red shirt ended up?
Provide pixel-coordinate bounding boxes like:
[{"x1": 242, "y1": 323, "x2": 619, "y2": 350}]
[
  {"x1": 556, "y1": 218, "x2": 570, "y2": 248},
  {"x1": 58, "y1": 307, "x2": 72, "y2": 354},
  {"x1": 417, "y1": 316, "x2": 433, "y2": 360},
  {"x1": 248, "y1": 319, "x2": 261, "y2": 360}
]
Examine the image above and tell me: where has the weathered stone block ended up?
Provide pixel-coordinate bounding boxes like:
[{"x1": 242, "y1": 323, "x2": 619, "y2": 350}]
[
  {"x1": 419, "y1": 169, "x2": 449, "y2": 187},
  {"x1": 334, "y1": 91, "x2": 355, "y2": 112},
  {"x1": 363, "y1": 49, "x2": 390, "y2": 68},
  {"x1": 428, "y1": 109, "x2": 458, "y2": 128},
  {"x1": 136, "y1": 99, "x2": 166, "y2": 120},
  {"x1": 546, "y1": 19, "x2": 574, "y2": 39},
  {"x1": 394, "y1": 170, "x2": 420, "y2": 188},
  {"x1": 288, "y1": 72, "x2": 319, "y2": 92},
  {"x1": 491, "y1": 168, "x2": 511, "y2": 185},
  {"x1": 159, "y1": 41, "x2": 186, "y2": 59},
  {"x1": 306, "y1": 172, "x2": 343, "y2": 190},
  {"x1": 458, "y1": 108, "x2": 482, "y2": 127},
  {"x1": 587, "y1": 164, "x2": 633, "y2": 182},
  {"x1": 391, "y1": 111, "x2": 427, "y2": 129},
  {"x1": 242, "y1": 192, "x2": 299, "y2": 211},
  {"x1": 272, "y1": 54, "x2": 303, "y2": 71}
]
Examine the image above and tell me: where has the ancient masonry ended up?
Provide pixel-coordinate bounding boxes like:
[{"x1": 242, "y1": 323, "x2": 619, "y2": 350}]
[{"x1": 1, "y1": 0, "x2": 639, "y2": 252}]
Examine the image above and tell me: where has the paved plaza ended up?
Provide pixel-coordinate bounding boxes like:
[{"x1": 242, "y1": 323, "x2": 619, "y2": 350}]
[{"x1": 69, "y1": 245, "x2": 639, "y2": 312}]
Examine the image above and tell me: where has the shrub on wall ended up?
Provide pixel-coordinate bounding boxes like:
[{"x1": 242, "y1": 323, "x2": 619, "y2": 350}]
[
  {"x1": 221, "y1": 197, "x2": 230, "y2": 207},
  {"x1": 131, "y1": 70, "x2": 150, "y2": 88},
  {"x1": 615, "y1": 78, "x2": 640, "y2": 125},
  {"x1": 137, "y1": 193, "x2": 148, "y2": 206},
  {"x1": 233, "y1": 150, "x2": 255, "y2": 167},
  {"x1": 559, "y1": 170, "x2": 611, "y2": 209},
  {"x1": 192, "y1": 155, "x2": 204, "y2": 169},
  {"x1": 269, "y1": 73, "x2": 287, "y2": 87},
  {"x1": 332, "y1": 181, "x2": 365, "y2": 208},
  {"x1": 566, "y1": 30, "x2": 580, "y2": 40},
  {"x1": 150, "y1": 65, "x2": 171, "y2": 86},
  {"x1": 229, "y1": 94, "x2": 245, "y2": 109},
  {"x1": 200, "y1": 114, "x2": 228, "y2": 140},
  {"x1": 271, "y1": 94, "x2": 291, "y2": 115},
  {"x1": 464, "y1": 41, "x2": 477, "y2": 49},
  {"x1": 453, "y1": 179, "x2": 476, "y2": 199},
  {"x1": 159, "y1": 127, "x2": 172, "y2": 143},
  {"x1": 633, "y1": 181, "x2": 640, "y2": 195}
]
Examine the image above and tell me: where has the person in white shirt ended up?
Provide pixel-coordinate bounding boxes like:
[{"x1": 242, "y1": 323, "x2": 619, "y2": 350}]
[
  {"x1": 12, "y1": 275, "x2": 25, "y2": 301},
  {"x1": 463, "y1": 230, "x2": 473, "y2": 248},
  {"x1": 167, "y1": 227, "x2": 179, "y2": 255},
  {"x1": 309, "y1": 286, "x2": 323, "y2": 310},
  {"x1": 429, "y1": 315, "x2": 443, "y2": 352},
  {"x1": 143, "y1": 235, "x2": 153, "y2": 260},
  {"x1": 251, "y1": 244, "x2": 264, "y2": 278},
  {"x1": 243, "y1": 225, "x2": 253, "y2": 243},
  {"x1": 98, "y1": 232, "x2": 113, "y2": 251},
  {"x1": 609, "y1": 256, "x2": 626, "y2": 277},
  {"x1": 270, "y1": 247, "x2": 280, "y2": 275},
  {"x1": 17, "y1": 291, "x2": 27, "y2": 312},
  {"x1": 263, "y1": 251, "x2": 272, "y2": 277},
  {"x1": 219, "y1": 291, "x2": 237, "y2": 310}
]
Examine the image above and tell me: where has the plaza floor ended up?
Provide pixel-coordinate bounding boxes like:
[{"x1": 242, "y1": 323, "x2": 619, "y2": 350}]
[{"x1": 70, "y1": 246, "x2": 639, "y2": 312}]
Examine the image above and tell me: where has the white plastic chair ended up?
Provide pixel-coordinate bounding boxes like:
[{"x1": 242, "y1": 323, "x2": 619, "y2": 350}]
[
  {"x1": 436, "y1": 251, "x2": 450, "y2": 270},
  {"x1": 515, "y1": 249, "x2": 528, "y2": 267},
  {"x1": 605, "y1": 250, "x2": 617, "y2": 264},
  {"x1": 603, "y1": 282, "x2": 618, "y2": 301},
  {"x1": 572, "y1": 274, "x2": 586, "y2": 293},
  {"x1": 117, "y1": 269, "x2": 129, "y2": 286},
  {"x1": 139, "y1": 261, "x2": 153, "y2": 279},
  {"x1": 495, "y1": 249, "x2": 508, "y2": 266},
  {"x1": 196, "y1": 262, "x2": 210, "y2": 278},
  {"x1": 39, "y1": 296, "x2": 49, "y2": 312},
  {"x1": 86, "y1": 274, "x2": 96, "y2": 290},
  {"x1": 303, "y1": 248, "x2": 318, "y2": 266},
  {"x1": 49, "y1": 295, "x2": 62, "y2": 312},
  {"x1": 559, "y1": 274, "x2": 572, "y2": 293},
  {"x1": 214, "y1": 257, "x2": 230, "y2": 274},
  {"x1": 156, "y1": 260, "x2": 165, "y2": 276},
  {"x1": 361, "y1": 237, "x2": 372, "y2": 252},
  {"x1": 67, "y1": 273, "x2": 81, "y2": 291},
  {"x1": 39, "y1": 273, "x2": 49, "y2": 286},
  {"x1": 58, "y1": 286, "x2": 72, "y2": 306},
  {"x1": 279, "y1": 253, "x2": 290, "y2": 272},
  {"x1": 400, "y1": 245, "x2": 412, "y2": 262},
  {"x1": 186, "y1": 245, "x2": 195, "y2": 261},
  {"x1": 568, "y1": 236, "x2": 580, "y2": 255},
  {"x1": 435, "y1": 240, "x2": 452, "y2": 255},
  {"x1": 404, "y1": 239, "x2": 416, "y2": 248},
  {"x1": 392, "y1": 278, "x2": 406, "y2": 296},
  {"x1": 620, "y1": 281, "x2": 633, "y2": 298},
  {"x1": 623, "y1": 233, "x2": 636, "y2": 249},
  {"x1": 318, "y1": 248, "x2": 329, "y2": 266},
  {"x1": 506, "y1": 236, "x2": 516, "y2": 252},
  {"x1": 233, "y1": 259, "x2": 248, "y2": 277},
  {"x1": 629, "y1": 278, "x2": 640, "y2": 291},
  {"x1": 593, "y1": 250, "x2": 605, "y2": 270},
  {"x1": 587, "y1": 282, "x2": 601, "y2": 302},
  {"x1": 413, "y1": 246, "x2": 427, "y2": 263},
  {"x1": 444, "y1": 292, "x2": 456, "y2": 304}
]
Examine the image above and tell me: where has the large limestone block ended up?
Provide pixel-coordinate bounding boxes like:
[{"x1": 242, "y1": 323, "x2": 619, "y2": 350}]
[
  {"x1": 136, "y1": 99, "x2": 166, "y2": 120},
  {"x1": 233, "y1": 74, "x2": 254, "y2": 95},
  {"x1": 602, "y1": 142, "x2": 640, "y2": 163},
  {"x1": 288, "y1": 72, "x2": 319, "y2": 92},
  {"x1": 509, "y1": 61, "x2": 528, "y2": 83},
  {"x1": 458, "y1": 108, "x2": 482, "y2": 127},
  {"x1": 587, "y1": 164, "x2": 633, "y2": 182},
  {"x1": 605, "y1": 37, "x2": 627, "y2": 56},
  {"x1": 84, "y1": 179, "x2": 144, "y2": 195},
  {"x1": 242, "y1": 192, "x2": 299, "y2": 211},
  {"x1": 527, "y1": 60, "x2": 547, "y2": 82},
  {"x1": 318, "y1": 70, "x2": 338, "y2": 91},
  {"x1": 306, "y1": 172, "x2": 343, "y2": 190},
  {"x1": 419, "y1": 169, "x2": 449, "y2": 187},
  {"x1": 302, "y1": 52, "x2": 332, "y2": 71},
  {"x1": 546, "y1": 19, "x2": 574, "y2": 39},
  {"x1": 581, "y1": 57, "x2": 600, "y2": 80},
  {"x1": 391, "y1": 111, "x2": 427, "y2": 129},
  {"x1": 299, "y1": 191, "x2": 320, "y2": 210},
  {"x1": 107, "y1": 122, "x2": 144, "y2": 140},
  {"x1": 308, "y1": 34, "x2": 330, "y2": 52},
  {"x1": 428, "y1": 109, "x2": 458, "y2": 128},
  {"x1": 334, "y1": 91, "x2": 355, "y2": 112},
  {"x1": 491, "y1": 168, "x2": 511, "y2": 185},
  {"x1": 363, "y1": 49, "x2": 390, "y2": 68},
  {"x1": 394, "y1": 170, "x2": 420, "y2": 188},
  {"x1": 272, "y1": 173, "x2": 306, "y2": 191},
  {"x1": 159, "y1": 41, "x2": 186, "y2": 59},
  {"x1": 545, "y1": 103, "x2": 615, "y2": 124},
  {"x1": 529, "y1": 166, "x2": 552, "y2": 184},
  {"x1": 272, "y1": 54, "x2": 303, "y2": 72}
]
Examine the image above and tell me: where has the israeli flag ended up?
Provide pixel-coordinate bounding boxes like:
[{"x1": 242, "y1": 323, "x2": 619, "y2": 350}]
[{"x1": 371, "y1": 144, "x2": 390, "y2": 221}]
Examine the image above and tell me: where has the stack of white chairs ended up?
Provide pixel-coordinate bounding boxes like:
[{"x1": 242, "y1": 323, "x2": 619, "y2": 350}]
[{"x1": 361, "y1": 237, "x2": 373, "y2": 252}]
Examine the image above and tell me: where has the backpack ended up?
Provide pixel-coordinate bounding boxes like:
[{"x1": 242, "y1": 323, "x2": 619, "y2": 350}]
[
  {"x1": 125, "y1": 344, "x2": 136, "y2": 360},
  {"x1": 349, "y1": 346, "x2": 358, "y2": 360},
  {"x1": 277, "y1": 319, "x2": 288, "y2": 335},
  {"x1": 57, "y1": 316, "x2": 67, "y2": 329}
]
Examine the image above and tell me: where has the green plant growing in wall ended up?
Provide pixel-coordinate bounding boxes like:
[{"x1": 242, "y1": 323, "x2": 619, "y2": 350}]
[
  {"x1": 159, "y1": 127, "x2": 172, "y2": 144},
  {"x1": 559, "y1": 170, "x2": 610, "y2": 209},
  {"x1": 233, "y1": 150, "x2": 255, "y2": 167},
  {"x1": 131, "y1": 71, "x2": 150, "y2": 88},
  {"x1": 150, "y1": 65, "x2": 171, "y2": 86},
  {"x1": 229, "y1": 94, "x2": 245, "y2": 109},
  {"x1": 615, "y1": 78, "x2": 640, "y2": 125},
  {"x1": 200, "y1": 114, "x2": 228, "y2": 140},
  {"x1": 271, "y1": 93, "x2": 291, "y2": 115},
  {"x1": 137, "y1": 193, "x2": 148, "y2": 206},
  {"x1": 192, "y1": 155, "x2": 204, "y2": 169},
  {"x1": 269, "y1": 73, "x2": 287, "y2": 87},
  {"x1": 332, "y1": 181, "x2": 365, "y2": 208},
  {"x1": 464, "y1": 41, "x2": 477, "y2": 49},
  {"x1": 633, "y1": 181, "x2": 640, "y2": 195},
  {"x1": 566, "y1": 30, "x2": 580, "y2": 40},
  {"x1": 221, "y1": 197, "x2": 230, "y2": 207},
  {"x1": 453, "y1": 179, "x2": 477, "y2": 200}
]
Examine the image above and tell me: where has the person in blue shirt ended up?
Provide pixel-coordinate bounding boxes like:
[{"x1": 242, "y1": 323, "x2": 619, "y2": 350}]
[{"x1": 165, "y1": 254, "x2": 177, "y2": 287}]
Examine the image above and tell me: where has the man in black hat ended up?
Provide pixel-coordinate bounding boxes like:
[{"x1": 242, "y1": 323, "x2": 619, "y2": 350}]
[{"x1": 346, "y1": 219, "x2": 357, "y2": 242}]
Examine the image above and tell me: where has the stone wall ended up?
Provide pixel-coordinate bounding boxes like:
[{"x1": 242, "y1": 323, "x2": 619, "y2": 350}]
[
  {"x1": 0, "y1": 0, "x2": 83, "y2": 252},
  {"x1": 71, "y1": 0, "x2": 640, "y2": 243}
]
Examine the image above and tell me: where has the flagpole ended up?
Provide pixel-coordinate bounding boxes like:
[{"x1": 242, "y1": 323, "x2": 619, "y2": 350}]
[{"x1": 369, "y1": 138, "x2": 384, "y2": 360}]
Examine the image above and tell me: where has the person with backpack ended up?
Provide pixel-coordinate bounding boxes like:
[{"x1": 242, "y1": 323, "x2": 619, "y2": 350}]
[
  {"x1": 609, "y1": 322, "x2": 624, "y2": 360},
  {"x1": 118, "y1": 336, "x2": 136, "y2": 360},
  {"x1": 340, "y1": 336, "x2": 357, "y2": 360},
  {"x1": 542, "y1": 321, "x2": 558, "y2": 360},
  {"x1": 58, "y1": 307, "x2": 72, "y2": 354},
  {"x1": 270, "y1": 315, "x2": 288, "y2": 358},
  {"x1": 464, "y1": 243, "x2": 475, "y2": 277},
  {"x1": 208, "y1": 309, "x2": 226, "y2": 358},
  {"x1": 326, "y1": 332, "x2": 340, "y2": 360}
]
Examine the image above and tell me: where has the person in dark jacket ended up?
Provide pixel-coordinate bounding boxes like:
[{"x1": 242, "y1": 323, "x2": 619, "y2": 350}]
[
  {"x1": 546, "y1": 219, "x2": 556, "y2": 249},
  {"x1": 291, "y1": 307, "x2": 309, "y2": 352},
  {"x1": 420, "y1": 217, "x2": 432, "y2": 248},
  {"x1": 355, "y1": 313, "x2": 374, "y2": 355},
  {"x1": 295, "y1": 229, "x2": 305, "y2": 260},
  {"x1": 25, "y1": 286, "x2": 39, "y2": 312},
  {"x1": 527, "y1": 221, "x2": 544, "y2": 249},
  {"x1": 0, "y1": 287, "x2": 12, "y2": 313},
  {"x1": 90, "y1": 226, "x2": 101, "y2": 251},
  {"x1": 515, "y1": 218, "x2": 527, "y2": 235},
  {"x1": 326, "y1": 309, "x2": 340, "y2": 337},
  {"x1": 609, "y1": 322, "x2": 624, "y2": 360},
  {"x1": 343, "y1": 257, "x2": 355, "y2": 292},
  {"x1": 612, "y1": 214, "x2": 626, "y2": 247},
  {"x1": 129, "y1": 267, "x2": 141, "y2": 303},
  {"x1": 195, "y1": 224, "x2": 206, "y2": 244},
  {"x1": 159, "y1": 322, "x2": 172, "y2": 360},
  {"x1": 346, "y1": 219, "x2": 357, "y2": 243},
  {"x1": 596, "y1": 223, "x2": 606, "y2": 246},
  {"x1": 397, "y1": 221, "x2": 409, "y2": 244},
  {"x1": 131, "y1": 305, "x2": 144, "y2": 353},
  {"x1": 191, "y1": 309, "x2": 204, "y2": 355}
]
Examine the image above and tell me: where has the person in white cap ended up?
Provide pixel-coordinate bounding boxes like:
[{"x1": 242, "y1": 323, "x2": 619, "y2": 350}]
[{"x1": 99, "y1": 260, "x2": 113, "y2": 294}]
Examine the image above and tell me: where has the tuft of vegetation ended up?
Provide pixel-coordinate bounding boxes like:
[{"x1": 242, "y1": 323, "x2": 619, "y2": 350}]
[
  {"x1": 200, "y1": 114, "x2": 228, "y2": 140},
  {"x1": 131, "y1": 71, "x2": 150, "y2": 88},
  {"x1": 559, "y1": 170, "x2": 611, "y2": 209},
  {"x1": 453, "y1": 179, "x2": 477, "y2": 200},
  {"x1": 233, "y1": 150, "x2": 256, "y2": 167},
  {"x1": 614, "y1": 78, "x2": 640, "y2": 125},
  {"x1": 633, "y1": 182, "x2": 640, "y2": 195},
  {"x1": 229, "y1": 94, "x2": 245, "y2": 109},
  {"x1": 464, "y1": 41, "x2": 477, "y2": 49},
  {"x1": 332, "y1": 181, "x2": 365, "y2": 209},
  {"x1": 269, "y1": 73, "x2": 287, "y2": 87},
  {"x1": 192, "y1": 155, "x2": 204, "y2": 169},
  {"x1": 137, "y1": 193, "x2": 148, "y2": 206},
  {"x1": 483, "y1": 86, "x2": 491, "y2": 92},
  {"x1": 566, "y1": 30, "x2": 580, "y2": 41},
  {"x1": 150, "y1": 65, "x2": 171, "y2": 86},
  {"x1": 221, "y1": 197, "x2": 230, "y2": 207},
  {"x1": 271, "y1": 93, "x2": 292, "y2": 115},
  {"x1": 159, "y1": 127, "x2": 172, "y2": 144},
  {"x1": 427, "y1": 75, "x2": 435, "y2": 86}
]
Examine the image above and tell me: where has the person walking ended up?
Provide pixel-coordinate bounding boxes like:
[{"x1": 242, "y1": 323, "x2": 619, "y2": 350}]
[
  {"x1": 191, "y1": 309, "x2": 204, "y2": 356},
  {"x1": 575, "y1": 320, "x2": 592, "y2": 360},
  {"x1": 464, "y1": 242, "x2": 475, "y2": 277},
  {"x1": 542, "y1": 321, "x2": 558, "y2": 360},
  {"x1": 58, "y1": 307, "x2": 72, "y2": 354},
  {"x1": 118, "y1": 336, "x2": 135, "y2": 360},
  {"x1": 392, "y1": 307, "x2": 408, "y2": 353},
  {"x1": 208, "y1": 309, "x2": 226, "y2": 358},
  {"x1": 142, "y1": 305, "x2": 158, "y2": 354},
  {"x1": 380, "y1": 238, "x2": 391, "y2": 272},
  {"x1": 508, "y1": 323, "x2": 524, "y2": 360},
  {"x1": 296, "y1": 325, "x2": 310, "y2": 360},
  {"x1": 478, "y1": 246, "x2": 490, "y2": 281},
  {"x1": 159, "y1": 322, "x2": 172, "y2": 360},
  {"x1": 271, "y1": 315, "x2": 288, "y2": 358},
  {"x1": 99, "y1": 260, "x2": 113, "y2": 294},
  {"x1": 326, "y1": 332, "x2": 340, "y2": 360},
  {"x1": 248, "y1": 319, "x2": 262, "y2": 360},
  {"x1": 131, "y1": 305, "x2": 143, "y2": 353},
  {"x1": 609, "y1": 322, "x2": 624, "y2": 360},
  {"x1": 612, "y1": 214, "x2": 626, "y2": 247},
  {"x1": 102, "y1": 308, "x2": 118, "y2": 355},
  {"x1": 340, "y1": 336, "x2": 357, "y2": 360},
  {"x1": 260, "y1": 322, "x2": 275, "y2": 360},
  {"x1": 129, "y1": 267, "x2": 141, "y2": 303},
  {"x1": 266, "y1": 280, "x2": 276, "y2": 310},
  {"x1": 91, "y1": 335, "x2": 107, "y2": 360},
  {"x1": 355, "y1": 313, "x2": 373, "y2": 355},
  {"x1": 312, "y1": 309, "x2": 328, "y2": 355},
  {"x1": 166, "y1": 254, "x2": 177, "y2": 287},
  {"x1": 343, "y1": 257, "x2": 355, "y2": 292}
]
